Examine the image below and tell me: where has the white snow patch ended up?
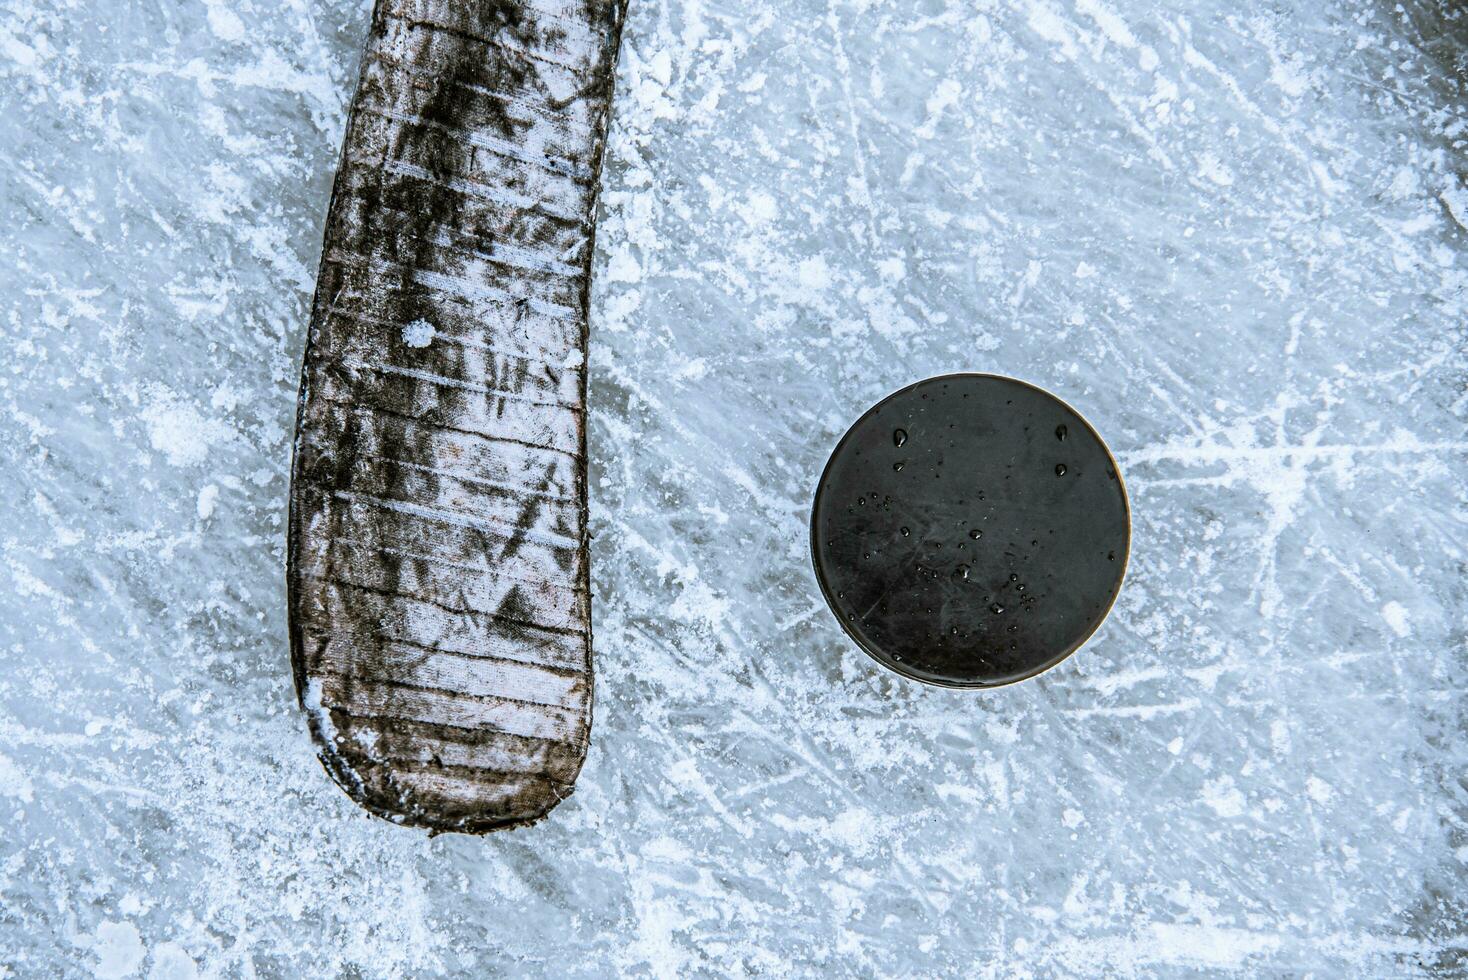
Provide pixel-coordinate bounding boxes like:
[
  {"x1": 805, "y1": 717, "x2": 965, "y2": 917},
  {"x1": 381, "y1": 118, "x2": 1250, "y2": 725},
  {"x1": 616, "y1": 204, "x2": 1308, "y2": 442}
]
[
  {"x1": 139, "y1": 390, "x2": 235, "y2": 468},
  {"x1": 1266, "y1": 56, "x2": 1311, "y2": 99},
  {"x1": 0, "y1": 752, "x2": 34, "y2": 802},
  {"x1": 607, "y1": 248, "x2": 643, "y2": 283},
  {"x1": 204, "y1": 0, "x2": 245, "y2": 42},
  {"x1": 1201, "y1": 776, "x2": 1246, "y2": 818},
  {"x1": 668, "y1": 577, "x2": 729, "y2": 627},
  {"x1": 877, "y1": 256, "x2": 906, "y2": 282},
  {"x1": 1075, "y1": 0, "x2": 1139, "y2": 49},
  {"x1": 90, "y1": 921, "x2": 146, "y2": 980},
  {"x1": 916, "y1": 78, "x2": 963, "y2": 137},
  {"x1": 1028, "y1": 4, "x2": 1079, "y2": 61},
  {"x1": 828, "y1": 809, "x2": 880, "y2": 856},
  {"x1": 926, "y1": 78, "x2": 962, "y2": 115},
  {"x1": 196, "y1": 484, "x2": 219, "y2": 520},
  {"x1": 400, "y1": 319, "x2": 436, "y2": 348},
  {"x1": 1196, "y1": 153, "x2": 1234, "y2": 187},
  {"x1": 744, "y1": 191, "x2": 778, "y2": 224},
  {"x1": 1147, "y1": 923, "x2": 1281, "y2": 969},
  {"x1": 1380, "y1": 600, "x2": 1410, "y2": 637},
  {"x1": 797, "y1": 256, "x2": 832, "y2": 292},
  {"x1": 736, "y1": 72, "x2": 767, "y2": 94},
  {"x1": 1310, "y1": 161, "x2": 1342, "y2": 196},
  {"x1": 673, "y1": 357, "x2": 708, "y2": 382},
  {"x1": 773, "y1": 809, "x2": 880, "y2": 858},
  {"x1": 0, "y1": 31, "x2": 39, "y2": 67},
  {"x1": 146, "y1": 943, "x2": 198, "y2": 980},
  {"x1": 648, "y1": 50, "x2": 673, "y2": 87},
  {"x1": 1305, "y1": 777, "x2": 1334, "y2": 805}
]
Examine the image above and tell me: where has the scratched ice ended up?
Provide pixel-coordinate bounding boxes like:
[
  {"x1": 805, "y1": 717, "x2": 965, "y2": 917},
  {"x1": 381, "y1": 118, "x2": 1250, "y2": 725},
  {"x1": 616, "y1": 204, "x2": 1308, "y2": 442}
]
[{"x1": 2, "y1": 0, "x2": 1466, "y2": 975}]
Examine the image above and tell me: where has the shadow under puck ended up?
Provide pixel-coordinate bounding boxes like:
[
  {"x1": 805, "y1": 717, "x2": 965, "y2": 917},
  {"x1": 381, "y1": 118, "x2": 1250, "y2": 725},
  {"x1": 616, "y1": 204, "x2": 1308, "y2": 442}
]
[{"x1": 810, "y1": 374, "x2": 1130, "y2": 688}]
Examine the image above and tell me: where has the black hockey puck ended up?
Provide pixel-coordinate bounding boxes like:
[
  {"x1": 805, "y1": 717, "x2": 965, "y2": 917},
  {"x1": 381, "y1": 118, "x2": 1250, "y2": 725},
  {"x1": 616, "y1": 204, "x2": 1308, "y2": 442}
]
[{"x1": 810, "y1": 374, "x2": 1129, "y2": 688}]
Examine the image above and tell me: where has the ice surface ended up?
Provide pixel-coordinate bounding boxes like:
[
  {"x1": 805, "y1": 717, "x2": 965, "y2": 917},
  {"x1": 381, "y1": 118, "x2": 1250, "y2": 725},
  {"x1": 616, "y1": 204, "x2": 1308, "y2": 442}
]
[{"x1": 2, "y1": 0, "x2": 1466, "y2": 975}]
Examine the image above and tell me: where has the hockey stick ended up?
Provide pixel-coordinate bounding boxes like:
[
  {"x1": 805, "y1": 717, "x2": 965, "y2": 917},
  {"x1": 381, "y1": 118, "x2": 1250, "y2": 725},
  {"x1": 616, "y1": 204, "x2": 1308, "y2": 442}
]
[{"x1": 288, "y1": 0, "x2": 627, "y2": 834}]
